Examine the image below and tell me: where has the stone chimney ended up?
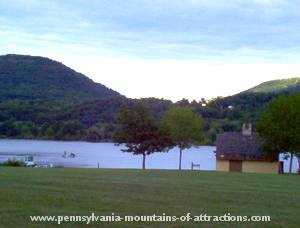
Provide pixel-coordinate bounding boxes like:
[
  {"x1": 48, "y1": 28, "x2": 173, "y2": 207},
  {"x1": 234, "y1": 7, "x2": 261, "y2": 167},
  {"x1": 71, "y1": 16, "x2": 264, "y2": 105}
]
[{"x1": 242, "y1": 123, "x2": 252, "y2": 136}]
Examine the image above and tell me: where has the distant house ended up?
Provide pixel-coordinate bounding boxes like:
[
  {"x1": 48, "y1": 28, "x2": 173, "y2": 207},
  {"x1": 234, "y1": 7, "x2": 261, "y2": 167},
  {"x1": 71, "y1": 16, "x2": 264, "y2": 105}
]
[{"x1": 216, "y1": 124, "x2": 278, "y2": 174}]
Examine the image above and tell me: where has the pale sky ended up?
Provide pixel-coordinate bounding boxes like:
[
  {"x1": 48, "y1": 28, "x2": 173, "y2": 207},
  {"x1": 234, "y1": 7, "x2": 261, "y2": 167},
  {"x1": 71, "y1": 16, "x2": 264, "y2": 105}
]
[{"x1": 1, "y1": 0, "x2": 300, "y2": 101}]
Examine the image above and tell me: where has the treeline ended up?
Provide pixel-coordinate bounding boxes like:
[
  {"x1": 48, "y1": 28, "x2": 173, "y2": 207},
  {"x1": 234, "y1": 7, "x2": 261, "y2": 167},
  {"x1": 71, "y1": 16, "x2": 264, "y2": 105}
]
[
  {"x1": 1, "y1": 54, "x2": 299, "y2": 143},
  {"x1": 0, "y1": 91, "x2": 283, "y2": 144}
]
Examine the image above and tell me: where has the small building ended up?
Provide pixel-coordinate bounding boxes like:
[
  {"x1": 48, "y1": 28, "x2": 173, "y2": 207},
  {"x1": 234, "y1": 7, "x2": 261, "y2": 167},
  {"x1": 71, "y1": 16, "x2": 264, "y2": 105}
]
[{"x1": 216, "y1": 124, "x2": 278, "y2": 174}]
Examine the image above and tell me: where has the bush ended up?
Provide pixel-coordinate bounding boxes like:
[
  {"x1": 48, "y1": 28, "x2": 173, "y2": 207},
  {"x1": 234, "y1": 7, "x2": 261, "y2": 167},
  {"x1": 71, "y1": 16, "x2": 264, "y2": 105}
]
[{"x1": 1, "y1": 159, "x2": 26, "y2": 167}]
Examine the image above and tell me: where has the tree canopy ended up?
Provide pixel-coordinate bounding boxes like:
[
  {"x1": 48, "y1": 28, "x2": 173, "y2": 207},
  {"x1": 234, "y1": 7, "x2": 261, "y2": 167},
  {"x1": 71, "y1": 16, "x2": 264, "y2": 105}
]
[
  {"x1": 114, "y1": 103, "x2": 173, "y2": 169},
  {"x1": 257, "y1": 94, "x2": 300, "y2": 172},
  {"x1": 164, "y1": 107, "x2": 204, "y2": 169}
]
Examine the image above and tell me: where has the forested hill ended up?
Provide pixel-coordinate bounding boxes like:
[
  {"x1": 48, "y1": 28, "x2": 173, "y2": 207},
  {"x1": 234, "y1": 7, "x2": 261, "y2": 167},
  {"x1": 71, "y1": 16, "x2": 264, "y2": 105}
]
[
  {"x1": 1, "y1": 54, "x2": 300, "y2": 143},
  {"x1": 0, "y1": 54, "x2": 121, "y2": 103},
  {"x1": 244, "y1": 77, "x2": 300, "y2": 94}
]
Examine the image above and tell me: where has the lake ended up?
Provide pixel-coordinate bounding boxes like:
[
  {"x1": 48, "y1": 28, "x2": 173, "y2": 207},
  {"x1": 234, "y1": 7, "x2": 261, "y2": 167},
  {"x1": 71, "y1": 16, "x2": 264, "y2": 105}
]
[
  {"x1": 0, "y1": 140, "x2": 216, "y2": 170},
  {"x1": 0, "y1": 140, "x2": 298, "y2": 172}
]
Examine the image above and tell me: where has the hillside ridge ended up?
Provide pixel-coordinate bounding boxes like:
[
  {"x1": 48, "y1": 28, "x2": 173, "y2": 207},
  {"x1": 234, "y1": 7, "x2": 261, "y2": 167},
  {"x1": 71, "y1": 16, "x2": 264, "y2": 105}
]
[
  {"x1": 244, "y1": 77, "x2": 300, "y2": 94},
  {"x1": 0, "y1": 54, "x2": 121, "y2": 103}
]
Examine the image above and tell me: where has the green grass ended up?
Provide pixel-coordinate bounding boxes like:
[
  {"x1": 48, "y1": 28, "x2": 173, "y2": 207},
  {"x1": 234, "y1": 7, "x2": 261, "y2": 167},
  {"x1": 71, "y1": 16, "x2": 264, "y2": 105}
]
[{"x1": 0, "y1": 168, "x2": 299, "y2": 228}]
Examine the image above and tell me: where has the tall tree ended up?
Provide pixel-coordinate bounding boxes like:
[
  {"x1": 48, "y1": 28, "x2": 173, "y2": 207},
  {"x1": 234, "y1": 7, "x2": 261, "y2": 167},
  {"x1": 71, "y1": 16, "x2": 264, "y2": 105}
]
[
  {"x1": 114, "y1": 103, "x2": 173, "y2": 169},
  {"x1": 257, "y1": 94, "x2": 300, "y2": 173},
  {"x1": 164, "y1": 107, "x2": 204, "y2": 170}
]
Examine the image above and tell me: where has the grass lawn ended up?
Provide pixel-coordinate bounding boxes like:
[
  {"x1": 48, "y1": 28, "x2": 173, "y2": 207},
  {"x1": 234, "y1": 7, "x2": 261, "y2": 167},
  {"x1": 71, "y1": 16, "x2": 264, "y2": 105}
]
[{"x1": 0, "y1": 168, "x2": 299, "y2": 228}]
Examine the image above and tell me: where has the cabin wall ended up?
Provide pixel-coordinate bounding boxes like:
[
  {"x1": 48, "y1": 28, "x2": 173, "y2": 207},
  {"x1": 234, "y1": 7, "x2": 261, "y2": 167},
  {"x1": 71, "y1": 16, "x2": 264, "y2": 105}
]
[
  {"x1": 217, "y1": 160, "x2": 278, "y2": 174},
  {"x1": 216, "y1": 160, "x2": 229, "y2": 171},
  {"x1": 242, "y1": 161, "x2": 278, "y2": 174}
]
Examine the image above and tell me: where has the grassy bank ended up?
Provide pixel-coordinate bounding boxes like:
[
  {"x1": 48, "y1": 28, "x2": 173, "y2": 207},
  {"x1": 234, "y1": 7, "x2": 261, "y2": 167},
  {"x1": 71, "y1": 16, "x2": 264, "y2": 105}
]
[{"x1": 0, "y1": 168, "x2": 299, "y2": 227}]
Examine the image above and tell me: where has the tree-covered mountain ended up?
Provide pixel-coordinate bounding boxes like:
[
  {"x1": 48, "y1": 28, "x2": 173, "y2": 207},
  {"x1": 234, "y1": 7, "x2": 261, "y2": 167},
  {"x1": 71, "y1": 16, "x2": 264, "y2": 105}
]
[
  {"x1": 1, "y1": 54, "x2": 300, "y2": 143},
  {"x1": 0, "y1": 54, "x2": 121, "y2": 103},
  {"x1": 244, "y1": 77, "x2": 300, "y2": 94}
]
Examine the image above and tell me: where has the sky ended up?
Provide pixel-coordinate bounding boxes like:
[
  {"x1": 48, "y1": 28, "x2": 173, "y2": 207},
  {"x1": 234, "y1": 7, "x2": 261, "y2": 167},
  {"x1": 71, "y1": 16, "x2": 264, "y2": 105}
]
[{"x1": 1, "y1": 0, "x2": 300, "y2": 101}]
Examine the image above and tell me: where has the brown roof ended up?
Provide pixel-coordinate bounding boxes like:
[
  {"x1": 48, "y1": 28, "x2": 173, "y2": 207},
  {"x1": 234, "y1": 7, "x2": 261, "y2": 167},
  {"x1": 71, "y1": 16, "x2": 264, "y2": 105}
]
[{"x1": 216, "y1": 132, "x2": 267, "y2": 161}]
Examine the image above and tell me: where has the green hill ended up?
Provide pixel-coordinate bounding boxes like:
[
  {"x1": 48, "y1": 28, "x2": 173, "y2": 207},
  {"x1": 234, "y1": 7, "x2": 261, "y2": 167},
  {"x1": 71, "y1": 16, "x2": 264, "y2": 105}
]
[
  {"x1": 0, "y1": 54, "x2": 121, "y2": 103},
  {"x1": 244, "y1": 77, "x2": 300, "y2": 94},
  {"x1": 1, "y1": 54, "x2": 300, "y2": 143}
]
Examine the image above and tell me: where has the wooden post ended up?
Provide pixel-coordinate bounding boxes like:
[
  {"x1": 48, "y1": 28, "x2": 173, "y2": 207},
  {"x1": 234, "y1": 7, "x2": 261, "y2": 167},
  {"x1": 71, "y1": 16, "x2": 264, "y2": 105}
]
[{"x1": 289, "y1": 153, "x2": 293, "y2": 174}]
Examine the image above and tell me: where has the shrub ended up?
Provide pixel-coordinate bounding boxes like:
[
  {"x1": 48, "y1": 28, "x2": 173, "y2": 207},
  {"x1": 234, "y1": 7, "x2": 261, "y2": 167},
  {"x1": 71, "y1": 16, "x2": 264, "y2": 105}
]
[{"x1": 1, "y1": 159, "x2": 26, "y2": 167}]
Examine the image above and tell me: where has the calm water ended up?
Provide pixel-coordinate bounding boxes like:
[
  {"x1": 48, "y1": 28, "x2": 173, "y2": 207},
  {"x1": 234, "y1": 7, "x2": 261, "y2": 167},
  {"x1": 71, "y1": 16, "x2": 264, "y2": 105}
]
[
  {"x1": 0, "y1": 140, "x2": 216, "y2": 170},
  {"x1": 0, "y1": 140, "x2": 297, "y2": 172}
]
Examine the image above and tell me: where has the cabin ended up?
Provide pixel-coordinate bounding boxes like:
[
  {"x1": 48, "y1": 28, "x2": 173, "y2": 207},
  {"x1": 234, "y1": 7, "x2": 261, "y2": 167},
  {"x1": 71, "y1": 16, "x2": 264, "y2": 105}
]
[{"x1": 216, "y1": 124, "x2": 278, "y2": 174}]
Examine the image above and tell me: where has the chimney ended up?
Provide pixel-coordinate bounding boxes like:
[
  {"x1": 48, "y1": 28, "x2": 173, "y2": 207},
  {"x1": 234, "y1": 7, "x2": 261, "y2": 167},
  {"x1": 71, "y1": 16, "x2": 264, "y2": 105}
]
[{"x1": 242, "y1": 123, "x2": 252, "y2": 136}]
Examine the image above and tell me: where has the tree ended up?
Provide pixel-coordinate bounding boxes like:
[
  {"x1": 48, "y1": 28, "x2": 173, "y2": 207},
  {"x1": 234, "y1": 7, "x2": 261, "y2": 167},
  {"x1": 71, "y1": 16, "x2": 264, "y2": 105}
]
[
  {"x1": 257, "y1": 94, "x2": 300, "y2": 173},
  {"x1": 114, "y1": 103, "x2": 173, "y2": 169},
  {"x1": 164, "y1": 107, "x2": 204, "y2": 170}
]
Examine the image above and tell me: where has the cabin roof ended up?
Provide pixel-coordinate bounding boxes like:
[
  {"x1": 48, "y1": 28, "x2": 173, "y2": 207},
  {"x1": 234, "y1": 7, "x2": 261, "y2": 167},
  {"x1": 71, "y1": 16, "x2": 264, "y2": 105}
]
[{"x1": 216, "y1": 132, "x2": 266, "y2": 161}]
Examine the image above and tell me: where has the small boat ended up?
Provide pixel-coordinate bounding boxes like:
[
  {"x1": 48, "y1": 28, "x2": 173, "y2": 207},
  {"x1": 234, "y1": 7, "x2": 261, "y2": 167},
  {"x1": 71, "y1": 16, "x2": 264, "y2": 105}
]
[
  {"x1": 62, "y1": 151, "x2": 76, "y2": 158},
  {"x1": 24, "y1": 155, "x2": 36, "y2": 167},
  {"x1": 69, "y1": 153, "x2": 76, "y2": 158}
]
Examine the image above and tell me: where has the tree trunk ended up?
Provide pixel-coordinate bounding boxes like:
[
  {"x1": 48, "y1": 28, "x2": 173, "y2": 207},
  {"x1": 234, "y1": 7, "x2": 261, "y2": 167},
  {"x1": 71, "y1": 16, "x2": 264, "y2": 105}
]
[
  {"x1": 179, "y1": 148, "x2": 183, "y2": 170},
  {"x1": 289, "y1": 153, "x2": 294, "y2": 174},
  {"x1": 142, "y1": 153, "x2": 146, "y2": 170}
]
